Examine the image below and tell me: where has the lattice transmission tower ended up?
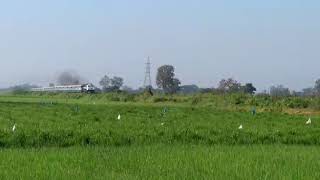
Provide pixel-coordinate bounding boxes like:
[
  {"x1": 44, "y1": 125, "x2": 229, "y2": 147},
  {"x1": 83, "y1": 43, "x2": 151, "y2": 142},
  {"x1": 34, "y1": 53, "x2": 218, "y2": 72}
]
[{"x1": 143, "y1": 56, "x2": 152, "y2": 89}]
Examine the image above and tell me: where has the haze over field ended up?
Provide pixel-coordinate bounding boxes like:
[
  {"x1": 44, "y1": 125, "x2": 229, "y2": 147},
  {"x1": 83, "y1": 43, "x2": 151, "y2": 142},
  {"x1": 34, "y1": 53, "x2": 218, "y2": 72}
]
[{"x1": 0, "y1": 0, "x2": 319, "y2": 91}]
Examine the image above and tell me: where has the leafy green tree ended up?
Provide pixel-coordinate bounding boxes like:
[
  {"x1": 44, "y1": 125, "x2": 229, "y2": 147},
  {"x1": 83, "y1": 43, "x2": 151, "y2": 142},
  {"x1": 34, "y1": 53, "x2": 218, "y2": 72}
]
[
  {"x1": 99, "y1": 75, "x2": 111, "y2": 91},
  {"x1": 99, "y1": 75, "x2": 123, "y2": 92},
  {"x1": 218, "y1": 78, "x2": 241, "y2": 93},
  {"x1": 111, "y1": 76, "x2": 124, "y2": 91},
  {"x1": 156, "y1": 65, "x2": 181, "y2": 94},
  {"x1": 315, "y1": 79, "x2": 320, "y2": 95},
  {"x1": 242, "y1": 83, "x2": 257, "y2": 95}
]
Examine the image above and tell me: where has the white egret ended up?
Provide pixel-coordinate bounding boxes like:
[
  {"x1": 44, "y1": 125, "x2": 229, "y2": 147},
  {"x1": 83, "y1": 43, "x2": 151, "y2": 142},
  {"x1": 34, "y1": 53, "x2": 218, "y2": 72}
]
[
  {"x1": 12, "y1": 124, "x2": 16, "y2": 132},
  {"x1": 306, "y1": 118, "x2": 312, "y2": 125},
  {"x1": 118, "y1": 114, "x2": 121, "y2": 120},
  {"x1": 238, "y1": 125, "x2": 243, "y2": 130}
]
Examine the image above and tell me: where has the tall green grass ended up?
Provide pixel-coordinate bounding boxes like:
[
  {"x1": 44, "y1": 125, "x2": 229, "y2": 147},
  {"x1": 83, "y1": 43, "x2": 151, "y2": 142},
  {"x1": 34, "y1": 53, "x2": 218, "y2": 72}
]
[
  {"x1": 5, "y1": 91, "x2": 320, "y2": 110},
  {"x1": 0, "y1": 94, "x2": 319, "y2": 179},
  {"x1": 0, "y1": 100, "x2": 318, "y2": 147},
  {"x1": 0, "y1": 145, "x2": 319, "y2": 180}
]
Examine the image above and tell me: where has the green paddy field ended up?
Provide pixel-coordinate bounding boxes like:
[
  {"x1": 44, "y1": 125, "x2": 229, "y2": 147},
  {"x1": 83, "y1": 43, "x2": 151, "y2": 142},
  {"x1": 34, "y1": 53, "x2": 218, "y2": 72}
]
[{"x1": 0, "y1": 93, "x2": 319, "y2": 179}]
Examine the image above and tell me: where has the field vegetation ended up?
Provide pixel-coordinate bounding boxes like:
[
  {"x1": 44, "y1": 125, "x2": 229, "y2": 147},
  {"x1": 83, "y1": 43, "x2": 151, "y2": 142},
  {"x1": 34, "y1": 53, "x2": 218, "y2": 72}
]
[
  {"x1": 5, "y1": 91, "x2": 320, "y2": 111},
  {"x1": 1, "y1": 145, "x2": 320, "y2": 180},
  {"x1": 0, "y1": 92, "x2": 319, "y2": 179}
]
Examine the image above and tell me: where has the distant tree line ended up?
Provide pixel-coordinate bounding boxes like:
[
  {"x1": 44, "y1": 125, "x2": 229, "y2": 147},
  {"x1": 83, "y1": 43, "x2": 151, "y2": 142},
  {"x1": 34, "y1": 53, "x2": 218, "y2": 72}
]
[
  {"x1": 99, "y1": 75, "x2": 124, "y2": 92},
  {"x1": 11, "y1": 84, "x2": 39, "y2": 93},
  {"x1": 8, "y1": 66, "x2": 320, "y2": 98},
  {"x1": 215, "y1": 78, "x2": 256, "y2": 95}
]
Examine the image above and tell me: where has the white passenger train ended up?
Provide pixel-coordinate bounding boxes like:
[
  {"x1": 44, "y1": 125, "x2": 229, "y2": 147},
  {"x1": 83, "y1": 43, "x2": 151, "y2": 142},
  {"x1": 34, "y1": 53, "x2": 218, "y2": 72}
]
[{"x1": 31, "y1": 84, "x2": 96, "y2": 93}]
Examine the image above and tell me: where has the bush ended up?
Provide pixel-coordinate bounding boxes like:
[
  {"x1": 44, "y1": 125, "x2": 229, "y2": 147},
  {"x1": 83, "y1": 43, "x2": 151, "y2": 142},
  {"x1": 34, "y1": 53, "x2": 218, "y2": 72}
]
[
  {"x1": 285, "y1": 98, "x2": 310, "y2": 108},
  {"x1": 310, "y1": 99, "x2": 320, "y2": 110},
  {"x1": 109, "y1": 96, "x2": 120, "y2": 102},
  {"x1": 153, "y1": 97, "x2": 169, "y2": 103},
  {"x1": 191, "y1": 96, "x2": 202, "y2": 105},
  {"x1": 121, "y1": 94, "x2": 136, "y2": 102},
  {"x1": 229, "y1": 94, "x2": 248, "y2": 105}
]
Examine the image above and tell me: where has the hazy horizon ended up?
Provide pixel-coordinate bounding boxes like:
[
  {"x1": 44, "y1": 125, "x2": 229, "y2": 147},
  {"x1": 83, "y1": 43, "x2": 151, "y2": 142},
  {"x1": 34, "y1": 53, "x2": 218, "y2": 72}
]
[{"x1": 0, "y1": 1, "x2": 319, "y2": 91}]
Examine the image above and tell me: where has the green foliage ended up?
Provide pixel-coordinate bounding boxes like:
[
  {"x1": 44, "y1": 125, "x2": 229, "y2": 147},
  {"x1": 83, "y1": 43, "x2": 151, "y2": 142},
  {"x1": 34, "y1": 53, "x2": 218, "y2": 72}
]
[
  {"x1": 0, "y1": 98, "x2": 318, "y2": 147},
  {"x1": 99, "y1": 75, "x2": 124, "y2": 92},
  {"x1": 229, "y1": 93, "x2": 248, "y2": 105},
  {"x1": 218, "y1": 78, "x2": 241, "y2": 93},
  {"x1": 191, "y1": 95, "x2": 202, "y2": 105},
  {"x1": 242, "y1": 83, "x2": 257, "y2": 94},
  {"x1": 310, "y1": 99, "x2": 320, "y2": 110},
  {"x1": 99, "y1": 75, "x2": 111, "y2": 91},
  {"x1": 7, "y1": 92, "x2": 320, "y2": 111},
  {"x1": 156, "y1": 65, "x2": 181, "y2": 94},
  {"x1": 284, "y1": 98, "x2": 309, "y2": 108},
  {"x1": 0, "y1": 94, "x2": 319, "y2": 179},
  {"x1": 0, "y1": 145, "x2": 319, "y2": 179}
]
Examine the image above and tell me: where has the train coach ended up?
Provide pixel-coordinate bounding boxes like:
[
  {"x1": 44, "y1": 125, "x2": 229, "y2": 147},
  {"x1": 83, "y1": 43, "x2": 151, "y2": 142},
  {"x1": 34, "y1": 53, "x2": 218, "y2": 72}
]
[{"x1": 31, "y1": 84, "x2": 96, "y2": 93}]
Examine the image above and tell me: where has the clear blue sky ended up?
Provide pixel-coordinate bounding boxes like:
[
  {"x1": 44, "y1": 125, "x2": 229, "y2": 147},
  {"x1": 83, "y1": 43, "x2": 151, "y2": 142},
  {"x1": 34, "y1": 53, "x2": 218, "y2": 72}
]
[{"x1": 0, "y1": 0, "x2": 319, "y2": 91}]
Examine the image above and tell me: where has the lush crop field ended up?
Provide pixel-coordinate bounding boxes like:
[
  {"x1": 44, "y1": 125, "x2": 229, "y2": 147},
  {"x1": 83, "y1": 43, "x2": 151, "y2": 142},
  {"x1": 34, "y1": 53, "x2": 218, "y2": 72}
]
[
  {"x1": 0, "y1": 94, "x2": 319, "y2": 179},
  {"x1": 0, "y1": 100, "x2": 319, "y2": 147},
  {"x1": 1, "y1": 145, "x2": 320, "y2": 180}
]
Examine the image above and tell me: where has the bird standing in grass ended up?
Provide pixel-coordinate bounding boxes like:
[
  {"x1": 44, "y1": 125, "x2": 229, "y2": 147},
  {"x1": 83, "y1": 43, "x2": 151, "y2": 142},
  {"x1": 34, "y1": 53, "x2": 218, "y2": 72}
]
[
  {"x1": 239, "y1": 125, "x2": 243, "y2": 130},
  {"x1": 161, "y1": 107, "x2": 168, "y2": 117},
  {"x1": 306, "y1": 118, "x2": 312, "y2": 125},
  {"x1": 251, "y1": 107, "x2": 256, "y2": 116},
  {"x1": 118, "y1": 114, "x2": 121, "y2": 120},
  {"x1": 12, "y1": 124, "x2": 16, "y2": 132}
]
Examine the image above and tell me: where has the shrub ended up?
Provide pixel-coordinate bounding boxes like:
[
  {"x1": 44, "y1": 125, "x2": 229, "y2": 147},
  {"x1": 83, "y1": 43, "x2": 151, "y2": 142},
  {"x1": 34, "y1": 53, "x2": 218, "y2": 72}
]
[
  {"x1": 285, "y1": 98, "x2": 310, "y2": 108},
  {"x1": 310, "y1": 99, "x2": 320, "y2": 110},
  {"x1": 153, "y1": 97, "x2": 169, "y2": 103},
  {"x1": 191, "y1": 96, "x2": 202, "y2": 105}
]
